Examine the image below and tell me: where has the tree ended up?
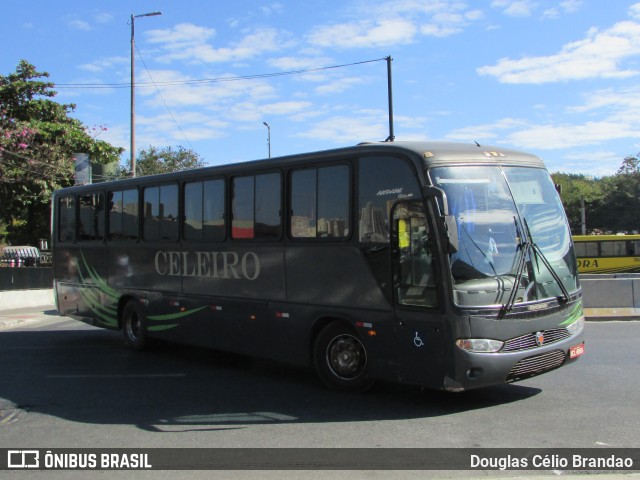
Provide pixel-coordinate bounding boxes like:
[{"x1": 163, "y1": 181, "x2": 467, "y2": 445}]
[
  {"x1": 551, "y1": 173, "x2": 604, "y2": 234},
  {"x1": 617, "y1": 155, "x2": 640, "y2": 176},
  {"x1": 135, "y1": 145, "x2": 206, "y2": 177},
  {"x1": 589, "y1": 155, "x2": 640, "y2": 233},
  {"x1": 0, "y1": 60, "x2": 124, "y2": 245}
]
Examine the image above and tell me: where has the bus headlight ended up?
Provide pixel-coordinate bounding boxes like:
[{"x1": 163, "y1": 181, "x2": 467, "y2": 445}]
[
  {"x1": 566, "y1": 316, "x2": 585, "y2": 336},
  {"x1": 456, "y1": 338, "x2": 504, "y2": 353}
]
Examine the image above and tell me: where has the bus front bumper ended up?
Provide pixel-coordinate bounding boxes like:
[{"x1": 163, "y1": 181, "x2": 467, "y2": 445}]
[{"x1": 444, "y1": 334, "x2": 586, "y2": 392}]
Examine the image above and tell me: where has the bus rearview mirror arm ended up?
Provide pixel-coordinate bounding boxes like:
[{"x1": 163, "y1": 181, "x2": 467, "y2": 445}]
[{"x1": 423, "y1": 186, "x2": 458, "y2": 253}]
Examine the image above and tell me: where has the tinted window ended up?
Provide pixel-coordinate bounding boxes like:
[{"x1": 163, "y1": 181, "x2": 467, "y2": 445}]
[
  {"x1": 256, "y1": 173, "x2": 281, "y2": 238},
  {"x1": 78, "y1": 193, "x2": 105, "y2": 241},
  {"x1": 143, "y1": 184, "x2": 178, "y2": 241},
  {"x1": 291, "y1": 165, "x2": 350, "y2": 239},
  {"x1": 108, "y1": 189, "x2": 138, "y2": 241},
  {"x1": 359, "y1": 156, "x2": 421, "y2": 243},
  {"x1": 185, "y1": 179, "x2": 225, "y2": 241},
  {"x1": 232, "y1": 176, "x2": 255, "y2": 239},
  {"x1": 58, "y1": 196, "x2": 76, "y2": 243},
  {"x1": 232, "y1": 173, "x2": 281, "y2": 240}
]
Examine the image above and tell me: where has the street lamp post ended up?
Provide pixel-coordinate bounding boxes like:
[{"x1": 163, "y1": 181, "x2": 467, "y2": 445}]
[
  {"x1": 263, "y1": 121, "x2": 271, "y2": 158},
  {"x1": 130, "y1": 11, "x2": 162, "y2": 177}
]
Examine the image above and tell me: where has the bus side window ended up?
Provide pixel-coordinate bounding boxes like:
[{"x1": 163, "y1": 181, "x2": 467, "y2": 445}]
[
  {"x1": 358, "y1": 156, "x2": 421, "y2": 244},
  {"x1": 143, "y1": 185, "x2": 178, "y2": 242},
  {"x1": 108, "y1": 189, "x2": 139, "y2": 241},
  {"x1": 290, "y1": 165, "x2": 349, "y2": 239},
  {"x1": 185, "y1": 179, "x2": 225, "y2": 242},
  {"x1": 231, "y1": 173, "x2": 281, "y2": 240},
  {"x1": 78, "y1": 193, "x2": 105, "y2": 241},
  {"x1": 58, "y1": 195, "x2": 76, "y2": 243}
]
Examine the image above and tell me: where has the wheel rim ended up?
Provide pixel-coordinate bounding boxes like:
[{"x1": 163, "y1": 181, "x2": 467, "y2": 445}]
[
  {"x1": 126, "y1": 311, "x2": 140, "y2": 342},
  {"x1": 325, "y1": 334, "x2": 367, "y2": 380}
]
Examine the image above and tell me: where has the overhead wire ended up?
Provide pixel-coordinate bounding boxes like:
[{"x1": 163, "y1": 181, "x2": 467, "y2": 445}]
[
  {"x1": 52, "y1": 57, "x2": 387, "y2": 89},
  {"x1": 134, "y1": 43, "x2": 196, "y2": 152}
]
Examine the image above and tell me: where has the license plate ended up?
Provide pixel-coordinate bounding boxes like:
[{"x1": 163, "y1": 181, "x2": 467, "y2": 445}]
[{"x1": 569, "y1": 343, "x2": 585, "y2": 359}]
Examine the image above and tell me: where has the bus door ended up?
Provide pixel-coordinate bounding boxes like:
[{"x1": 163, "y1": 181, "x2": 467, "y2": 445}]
[{"x1": 391, "y1": 202, "x2": 445, "y2": 387}]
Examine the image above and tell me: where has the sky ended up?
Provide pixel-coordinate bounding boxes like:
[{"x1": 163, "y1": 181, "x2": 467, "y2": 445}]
[{"x1": 2, "y1": 0, "x2": 640, "y2": 176}]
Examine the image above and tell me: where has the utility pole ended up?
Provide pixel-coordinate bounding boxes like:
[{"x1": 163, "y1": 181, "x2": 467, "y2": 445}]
[
  {"x1": 130, "y1": 11, "x2": 162, "y2": 177},
  {"x1": 385, "y1": 55, "x2": 395, "y2": 142}
]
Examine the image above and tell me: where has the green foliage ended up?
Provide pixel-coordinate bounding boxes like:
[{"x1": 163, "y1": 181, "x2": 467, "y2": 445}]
[
  {"x1": 0, "y1": 60, "x2": 124, "y2": 245},
  {"x1": 553, "y1": 155, "x2": 640, "y2": 234},
  {"x1": 135, "y1": 145, "x2": 206, "y2": 177}
]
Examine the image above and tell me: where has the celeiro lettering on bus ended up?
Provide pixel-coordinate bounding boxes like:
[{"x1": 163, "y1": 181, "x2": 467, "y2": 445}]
[{"x1": 154, "y1": 250, "x2": 260, "y2": 280}]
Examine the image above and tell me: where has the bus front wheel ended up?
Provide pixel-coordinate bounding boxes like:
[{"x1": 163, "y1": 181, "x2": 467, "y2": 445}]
[
  {"x1": 313, "y1": 321, "x2": 375, "y2": 392},
  {"x1": 121, "y1": 300, "x2": 148, "y2": 351}
]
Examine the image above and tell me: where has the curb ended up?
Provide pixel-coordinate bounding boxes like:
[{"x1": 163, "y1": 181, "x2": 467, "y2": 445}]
[{"x1": 0, "y1": 288, "x2": 54, "y2": 310}]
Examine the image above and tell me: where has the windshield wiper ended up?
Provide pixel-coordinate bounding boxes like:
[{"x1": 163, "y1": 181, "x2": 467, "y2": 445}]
[
  {"x1": 524, "y1": 218, "x2": 570, "y2": 303},
  {"x1": 502, "y1": 217, "x2": 529, "y2": 313}
]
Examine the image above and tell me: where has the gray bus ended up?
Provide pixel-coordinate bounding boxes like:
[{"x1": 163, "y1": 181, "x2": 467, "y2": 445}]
[{"x1": 52, "y1": 141, "x2": 585, "y2": 392}]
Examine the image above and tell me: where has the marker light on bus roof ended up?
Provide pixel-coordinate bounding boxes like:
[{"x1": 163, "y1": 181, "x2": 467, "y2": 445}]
[{"x1": 456, "y1": 338, "x2": 504, "y2": 353}]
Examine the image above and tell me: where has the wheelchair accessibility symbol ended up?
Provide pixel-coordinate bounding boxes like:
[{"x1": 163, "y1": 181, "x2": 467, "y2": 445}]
[{"x1": 414, "y1": 332, "x2": 424, "y2": 347}]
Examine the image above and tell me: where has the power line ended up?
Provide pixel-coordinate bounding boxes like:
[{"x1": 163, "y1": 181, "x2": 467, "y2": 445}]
[
  {"x1": 53, "y1": 58, "x2": 387, "y2": 89},
  {"x1": 134, "y1": 44, "x2": 196, "y2": 152}
]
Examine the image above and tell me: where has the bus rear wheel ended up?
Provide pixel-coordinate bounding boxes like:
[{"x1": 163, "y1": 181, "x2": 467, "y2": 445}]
[
  {"x1": 313, "y1": 321, "x2": 375, "y2": 392},
  {"x1": 121, "y1": 300, "x2": 148, "y2": 351}
]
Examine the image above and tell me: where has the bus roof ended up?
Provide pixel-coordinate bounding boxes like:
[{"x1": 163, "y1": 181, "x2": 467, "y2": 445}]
[
  {"x1": 359, "y1": 141, "x2": 545, "y2": 169},
  {"x1": 55, "y1": 141, "x2": 545, "y2": 194}
]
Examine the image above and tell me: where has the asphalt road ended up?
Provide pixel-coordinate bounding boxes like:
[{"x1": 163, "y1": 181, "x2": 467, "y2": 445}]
[{"x1": 0, "y1": 310, "x2": 639, "y2": 479}]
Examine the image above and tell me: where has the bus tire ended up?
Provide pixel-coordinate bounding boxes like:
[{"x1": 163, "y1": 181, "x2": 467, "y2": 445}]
[
  {"x1": 121, "y1": 300, "x2": 148, "y2": 351},
  {"x1": 313, "y1": 321, "x2": 375, "y2": 392}
]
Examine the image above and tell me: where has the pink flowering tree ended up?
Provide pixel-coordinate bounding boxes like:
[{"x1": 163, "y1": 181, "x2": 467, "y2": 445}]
[{"x1": 0, "y1": 60, "x2": 124, "y2": 245}]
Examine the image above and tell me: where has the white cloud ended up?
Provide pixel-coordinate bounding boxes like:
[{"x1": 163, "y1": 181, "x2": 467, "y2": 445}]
[
  {"x1": 69, "y1": 19, "x2": 92, "y2": 31},
  {"x1": 306, "y1": 0, "x2": 483, "y2": 48},
  {"x1": 446, "y1": 118, "x2": 530, "y2": 142},
  {"x1": 78, "y1": 56, "x2": 128, "y2": 73},
  {"x1": 630, "y1": 3, "x2": 640, "y2": 20},
  {"x1": 261, "y1": 100, "x2": 313, "y2": 115},
  {"x1": 491, "y1": 0, "x2": 537, "y2": 18},
  {"x1": 549, "y1": 150, "x2": 623, "y2": 176},
  {"x1": 307, "y1": 18, "x2": 417, "y2": 48},
  {"x1": 543, "y1": 0, "x2": 582, "y2": 20},
  {"x1": 146, "y1": 23, "x2": 284, "y2": 63},
  {"x1": 135, "y1": 69, "x2": 278, "y2": 113},
  {"x1": 267, "y1": 56, "x2": 334, "y2": 70},
  {"x1": 446, "y1": 84, "x2": 640, "y2": 152},
  {"x1": 477, "y1": 20, "x2": 640, "y2": 83},
  {"x1": 315, "y1": 77, "x2": 365, "y2": 95},
  {"x1": 298, "y1": 112, "x2": 388, "y2": 143},
  {"x1": 505, "y1": 121, "x2": 640, "y2": 149}
]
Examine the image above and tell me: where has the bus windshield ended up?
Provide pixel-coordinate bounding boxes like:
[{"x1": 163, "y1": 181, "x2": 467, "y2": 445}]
[{"x1": 431, "y1": 165, "x2": 578, "y2": 308}]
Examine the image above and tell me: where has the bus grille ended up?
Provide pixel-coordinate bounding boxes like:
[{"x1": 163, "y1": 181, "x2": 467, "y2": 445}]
[
  {"x1": 502, "y1": 328, "x2": 571, "y2": 352},
  {"x1": 505, "y1": 350, "x2": 566, "y2": 383}
]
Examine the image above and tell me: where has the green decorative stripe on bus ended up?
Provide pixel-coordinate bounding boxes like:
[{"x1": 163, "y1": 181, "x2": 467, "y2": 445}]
[
  {"x1": 559, "y1": 302, "x2": 584, "y2": 327},
  {"x1": 76, "y1": 252, "x2": 119, "y2": 328},
  {"x1": 79, "y1": 252, "x2": 121, "y2": 301},
  {"x1": 78, "y1": 287, "x2": 118, "y2": 327},
  {"x1": 145, "y1": 306, "x2": 208, "y2": 332}
]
